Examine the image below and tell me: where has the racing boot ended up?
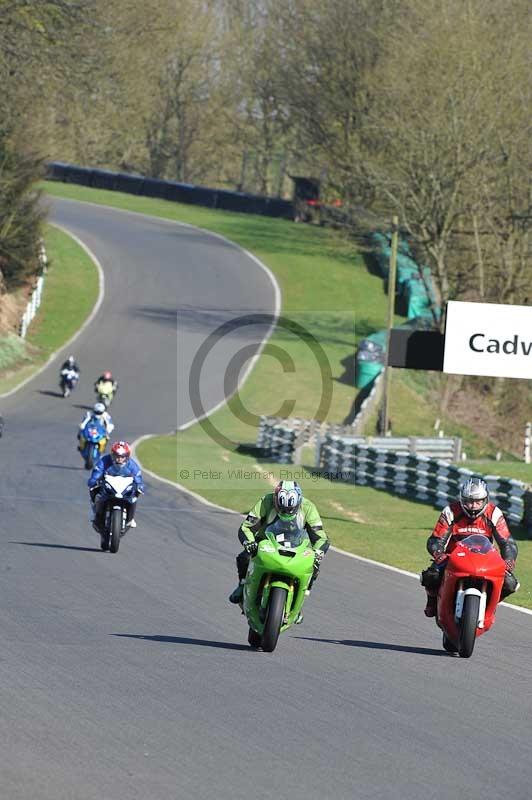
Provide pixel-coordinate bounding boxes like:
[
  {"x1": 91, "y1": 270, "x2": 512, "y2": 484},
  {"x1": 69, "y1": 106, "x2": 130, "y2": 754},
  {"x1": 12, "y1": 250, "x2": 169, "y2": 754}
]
[
  {"x1": 424, "y1": 590, "x2": 437, "y2": 618},
  {"x1": 229, "y1": 580, "x2": 244, "y2": 605}
]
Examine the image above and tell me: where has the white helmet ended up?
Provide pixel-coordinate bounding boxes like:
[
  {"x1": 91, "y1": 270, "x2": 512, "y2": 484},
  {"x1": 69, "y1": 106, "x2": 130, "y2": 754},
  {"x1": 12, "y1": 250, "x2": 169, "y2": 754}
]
[
  {"x1": 460, "y1": 477, "x2": 488, "y2": 518},
  {"x1": 93, "y1": 402, "x2": 106, "y2": 416}
]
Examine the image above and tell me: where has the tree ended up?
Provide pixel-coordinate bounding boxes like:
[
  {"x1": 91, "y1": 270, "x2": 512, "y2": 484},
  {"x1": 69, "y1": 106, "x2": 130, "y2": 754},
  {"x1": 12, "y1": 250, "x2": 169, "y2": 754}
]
[
  {"x1": 274, "y1": 0, "x2": 395, "y2": 204},
  {"x1": 0, "y1": 133, "x2": 46, "y2": 289},
  {"x1": 0, "y1": 0, "x2": 96, "y2": 140},
  {"x1": 218, "y1": 0, "x2": 292, "y2": 195},
  {"x1": 360, "y1": 0, "x2": 532, "y2": 313}
]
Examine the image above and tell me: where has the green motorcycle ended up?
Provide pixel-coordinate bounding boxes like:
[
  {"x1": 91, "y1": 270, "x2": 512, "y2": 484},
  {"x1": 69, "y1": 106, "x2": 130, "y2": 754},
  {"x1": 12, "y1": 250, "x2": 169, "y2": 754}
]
[{"x1": 243, "y1": 518, "x2": 315, "y2": 652}]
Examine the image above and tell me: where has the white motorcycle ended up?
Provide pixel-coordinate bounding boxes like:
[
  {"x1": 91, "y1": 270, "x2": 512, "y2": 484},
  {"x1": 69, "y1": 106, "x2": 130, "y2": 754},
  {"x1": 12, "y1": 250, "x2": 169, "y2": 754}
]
[
  {"x1": 98, "y1": 473, "x2": 138, "y2": 553},
  {"x1": 59, "y1": 368, "x2": 79, "y2": 397}
]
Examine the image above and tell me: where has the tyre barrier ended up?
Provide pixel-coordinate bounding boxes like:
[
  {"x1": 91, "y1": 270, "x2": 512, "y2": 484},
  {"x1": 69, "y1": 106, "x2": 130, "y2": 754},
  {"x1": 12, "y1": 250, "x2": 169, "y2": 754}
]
[
  {"x1": 46, "y1": 162, "x2": 295, "y2": 220},
  {"x1": 318, "y1": 436, "x2": 530, "y2": 525}
]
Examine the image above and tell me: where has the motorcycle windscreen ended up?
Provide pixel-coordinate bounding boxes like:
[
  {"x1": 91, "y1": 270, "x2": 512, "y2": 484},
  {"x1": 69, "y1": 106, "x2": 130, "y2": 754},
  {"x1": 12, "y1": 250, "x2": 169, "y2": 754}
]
[
  {"x1": 458, "y1": 534, "x2": 495, "y2": 554},
  {"x1": 264, "y1": 519, "x2": 309, "y2": 548}
]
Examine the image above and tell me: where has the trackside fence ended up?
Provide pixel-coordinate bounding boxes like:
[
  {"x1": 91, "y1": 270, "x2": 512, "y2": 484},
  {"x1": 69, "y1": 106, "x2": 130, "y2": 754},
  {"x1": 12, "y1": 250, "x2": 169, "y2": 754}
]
[{"x1": 20, "y1": 241, "x2": 47, "y2": 338}]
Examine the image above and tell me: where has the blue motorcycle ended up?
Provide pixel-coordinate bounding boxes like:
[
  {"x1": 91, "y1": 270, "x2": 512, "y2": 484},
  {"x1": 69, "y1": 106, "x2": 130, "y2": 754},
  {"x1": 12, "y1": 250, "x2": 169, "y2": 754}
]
[{"x1": 79, "y1": 420, "x2": 108, "y2": 470}]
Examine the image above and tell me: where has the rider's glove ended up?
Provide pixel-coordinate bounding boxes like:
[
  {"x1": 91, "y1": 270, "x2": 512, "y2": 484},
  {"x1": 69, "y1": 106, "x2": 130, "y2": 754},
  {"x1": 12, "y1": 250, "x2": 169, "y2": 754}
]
[
  {"x1": 504, "y1": 559, "x2": 515, "y2": 573},
  {"x1": 136, "y1": 487, "x2": 144, "y2": 496},
  {"x1": 432, "y1": 551, "x2": 448, "y2": 565},
  {"x1": 89, "y1": 486, "x2": 100, "y2": 502},
  {"x1": 243, "y1": 540, "x2": 258, "y2": 557},
  {"x1": 313, "y1": 550, "x2": 325, "y2": 570}
]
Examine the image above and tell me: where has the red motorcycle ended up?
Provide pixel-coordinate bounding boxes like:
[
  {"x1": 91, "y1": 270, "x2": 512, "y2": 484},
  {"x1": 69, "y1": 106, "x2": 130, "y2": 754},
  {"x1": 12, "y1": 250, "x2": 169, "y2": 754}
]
[{"x1": 436, "y1": 534, "x2": 506, "y2": 658}]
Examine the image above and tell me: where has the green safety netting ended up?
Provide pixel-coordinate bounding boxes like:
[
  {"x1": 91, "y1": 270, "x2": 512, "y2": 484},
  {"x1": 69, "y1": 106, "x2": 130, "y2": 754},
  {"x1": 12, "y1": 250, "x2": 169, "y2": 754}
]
[{"x1": 355, "y1": 232, "x2": 440, "y2": 389}]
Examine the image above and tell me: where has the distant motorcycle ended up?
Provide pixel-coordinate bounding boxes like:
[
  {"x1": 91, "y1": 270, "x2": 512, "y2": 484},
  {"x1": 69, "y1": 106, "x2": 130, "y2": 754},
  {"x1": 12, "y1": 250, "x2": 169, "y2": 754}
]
[
  {"x1": 60, "y1": 368, "x2": 79, "y2": 397},
  {"x1": 95, "y1": 380, "x2": 116, "y2": 408},
  {"x1": 98, "y1": 472, "x2": 138, "y2": 553},
  {"x1": 434, "y1": 534, "x2": 506, "y2": 658},
  {"x1": 79, "y1": 420, "x2": 108, "y2": 470},
  {"x1": 242, "y1": 518, "x2": 315, "y2": 652}
]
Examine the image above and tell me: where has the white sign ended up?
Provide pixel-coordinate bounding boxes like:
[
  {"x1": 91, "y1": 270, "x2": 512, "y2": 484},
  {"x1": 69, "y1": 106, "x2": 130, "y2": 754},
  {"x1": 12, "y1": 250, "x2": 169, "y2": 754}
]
[{"x1": 443, "y1": 300, "x2": 532, "y2": 379}]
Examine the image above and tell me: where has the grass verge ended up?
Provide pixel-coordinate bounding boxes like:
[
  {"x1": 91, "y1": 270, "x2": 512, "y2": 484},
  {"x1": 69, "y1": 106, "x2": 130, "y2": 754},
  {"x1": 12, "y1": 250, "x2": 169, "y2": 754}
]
[
  {"x1": 43, "y1": 181, "x2": 532, "y2": 610},
  {"x1": 0, "y1": 224, "x2": 99, "y2": 394}
]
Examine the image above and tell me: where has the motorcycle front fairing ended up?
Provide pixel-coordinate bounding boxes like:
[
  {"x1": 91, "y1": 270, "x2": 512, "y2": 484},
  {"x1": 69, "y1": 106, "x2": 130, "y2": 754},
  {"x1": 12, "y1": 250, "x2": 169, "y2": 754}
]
[
  {"x1": 101, "y1": 474, "x2": 136, "y2": 515},
  {"x1": 438, "y1": 534, "x2": 506, "y2": 642},
  {"x1": 244, "y1": 520, "x2": 315, "y2": 635},
  {"x1": 101, "y1": 473, "x2": 136, "y2": 502},
  {"x1": 80, "y1": 422, "x2": 107, "y2": 461},
  {"x1": 60, "y1": 369, "x2": 78, "y2": 386}
]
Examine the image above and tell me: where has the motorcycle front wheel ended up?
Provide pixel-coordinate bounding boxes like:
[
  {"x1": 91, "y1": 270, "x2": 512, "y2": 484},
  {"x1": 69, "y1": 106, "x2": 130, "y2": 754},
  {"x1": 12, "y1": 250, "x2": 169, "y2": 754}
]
[
  {"x1": 85, "y1": 450, "x2": 94, "y2": 470},
  {"x1": 458, "y1": 594, "x2": 480, "y2": 658},
  {"x1": 109, "y1": 508, "x2": 122, "y2": 553},
  {"x1": 261, "y1": 587, "x2": 287, "y2": 653}
]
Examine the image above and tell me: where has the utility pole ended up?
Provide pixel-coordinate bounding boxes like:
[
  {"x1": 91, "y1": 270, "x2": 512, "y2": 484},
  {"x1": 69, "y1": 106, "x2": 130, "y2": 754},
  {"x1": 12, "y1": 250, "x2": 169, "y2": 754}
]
[
  {"x1": 380, "y1": 216, "x2": 399, "y2": 436},
  {"x1": 525, "y1": 422, "x2": 531, "y2": 464}
]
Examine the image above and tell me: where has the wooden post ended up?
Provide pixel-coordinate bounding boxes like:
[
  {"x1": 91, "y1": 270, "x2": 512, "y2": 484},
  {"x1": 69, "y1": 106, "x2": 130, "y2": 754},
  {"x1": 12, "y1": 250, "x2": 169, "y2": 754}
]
[{"x1": 380, "y1": 216, "x2": 399, "y2": 436}]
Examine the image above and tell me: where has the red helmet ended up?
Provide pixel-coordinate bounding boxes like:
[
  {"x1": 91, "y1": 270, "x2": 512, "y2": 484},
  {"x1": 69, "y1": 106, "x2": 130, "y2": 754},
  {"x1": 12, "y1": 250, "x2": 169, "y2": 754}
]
[
  {"x1": 103, "y1": 371, "x2": 113, "y2": 380},
  {"x1": 111, "y1": 441, "x2": 130, "y2": 465}
]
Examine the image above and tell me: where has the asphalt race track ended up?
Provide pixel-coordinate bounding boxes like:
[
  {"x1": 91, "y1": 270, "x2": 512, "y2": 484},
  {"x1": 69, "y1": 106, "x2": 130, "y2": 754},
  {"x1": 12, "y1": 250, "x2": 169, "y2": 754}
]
[{"x1": 0, "y1": 197, "x2": 531, "y2": 800}]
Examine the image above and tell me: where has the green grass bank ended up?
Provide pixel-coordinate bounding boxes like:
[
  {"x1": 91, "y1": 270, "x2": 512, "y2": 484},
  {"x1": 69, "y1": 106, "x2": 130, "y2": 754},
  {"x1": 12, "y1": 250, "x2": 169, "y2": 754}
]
[{"x1": 0, "y1": 224, "x2": 99, "y2": 394}]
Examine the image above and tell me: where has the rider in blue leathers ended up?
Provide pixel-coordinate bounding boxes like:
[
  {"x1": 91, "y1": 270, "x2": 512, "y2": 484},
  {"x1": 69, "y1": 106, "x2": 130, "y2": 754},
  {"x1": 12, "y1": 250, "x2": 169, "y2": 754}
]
[
  {"x1": 77, "y1": 402, "x2": 114, "y2": 452},
  {"x1": 88, "y1": 441, "x2": 144, "y2": 540}
]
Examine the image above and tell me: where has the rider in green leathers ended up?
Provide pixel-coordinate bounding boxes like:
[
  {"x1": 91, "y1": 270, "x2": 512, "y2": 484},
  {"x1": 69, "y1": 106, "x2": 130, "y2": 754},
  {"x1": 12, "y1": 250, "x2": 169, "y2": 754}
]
[{"x1": 229, "y1": 480, "x2": 329, "y2": 605}]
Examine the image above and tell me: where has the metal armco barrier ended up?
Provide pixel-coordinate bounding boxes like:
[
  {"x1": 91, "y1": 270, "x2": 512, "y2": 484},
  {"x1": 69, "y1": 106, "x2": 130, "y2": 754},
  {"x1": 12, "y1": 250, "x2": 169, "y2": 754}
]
[
  {"x1": 257, "y1": 416, "x2": 462, "y2": 463},
  {"x1": 319, "y1": 436, "x2": 531, "y2": 525}
]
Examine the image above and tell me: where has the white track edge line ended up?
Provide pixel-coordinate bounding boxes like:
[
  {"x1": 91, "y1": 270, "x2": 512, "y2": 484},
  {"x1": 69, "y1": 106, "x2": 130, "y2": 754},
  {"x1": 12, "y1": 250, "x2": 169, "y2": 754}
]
[
  {"x1": 131, "y1": 434, "x2": 240, "y2": 513},
  {"x1": 177, "y1": 238, "x2": 281, "y2": 428}
]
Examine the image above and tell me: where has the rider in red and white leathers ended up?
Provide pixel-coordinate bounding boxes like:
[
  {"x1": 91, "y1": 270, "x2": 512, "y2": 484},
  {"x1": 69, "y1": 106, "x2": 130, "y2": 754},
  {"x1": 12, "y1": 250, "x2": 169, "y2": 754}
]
[{"x1": 421, "y1": 477, "x2": 518, "y2": 617}]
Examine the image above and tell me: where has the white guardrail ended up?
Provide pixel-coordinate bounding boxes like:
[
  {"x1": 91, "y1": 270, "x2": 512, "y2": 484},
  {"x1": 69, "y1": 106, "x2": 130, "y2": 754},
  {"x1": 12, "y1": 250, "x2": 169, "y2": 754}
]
[
  {"x1": 257, "y1": 416, "x2": 462, "y2": 464},
  {"x1": 19, "y1": 241, "x2": 47, "y2": 339}
]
